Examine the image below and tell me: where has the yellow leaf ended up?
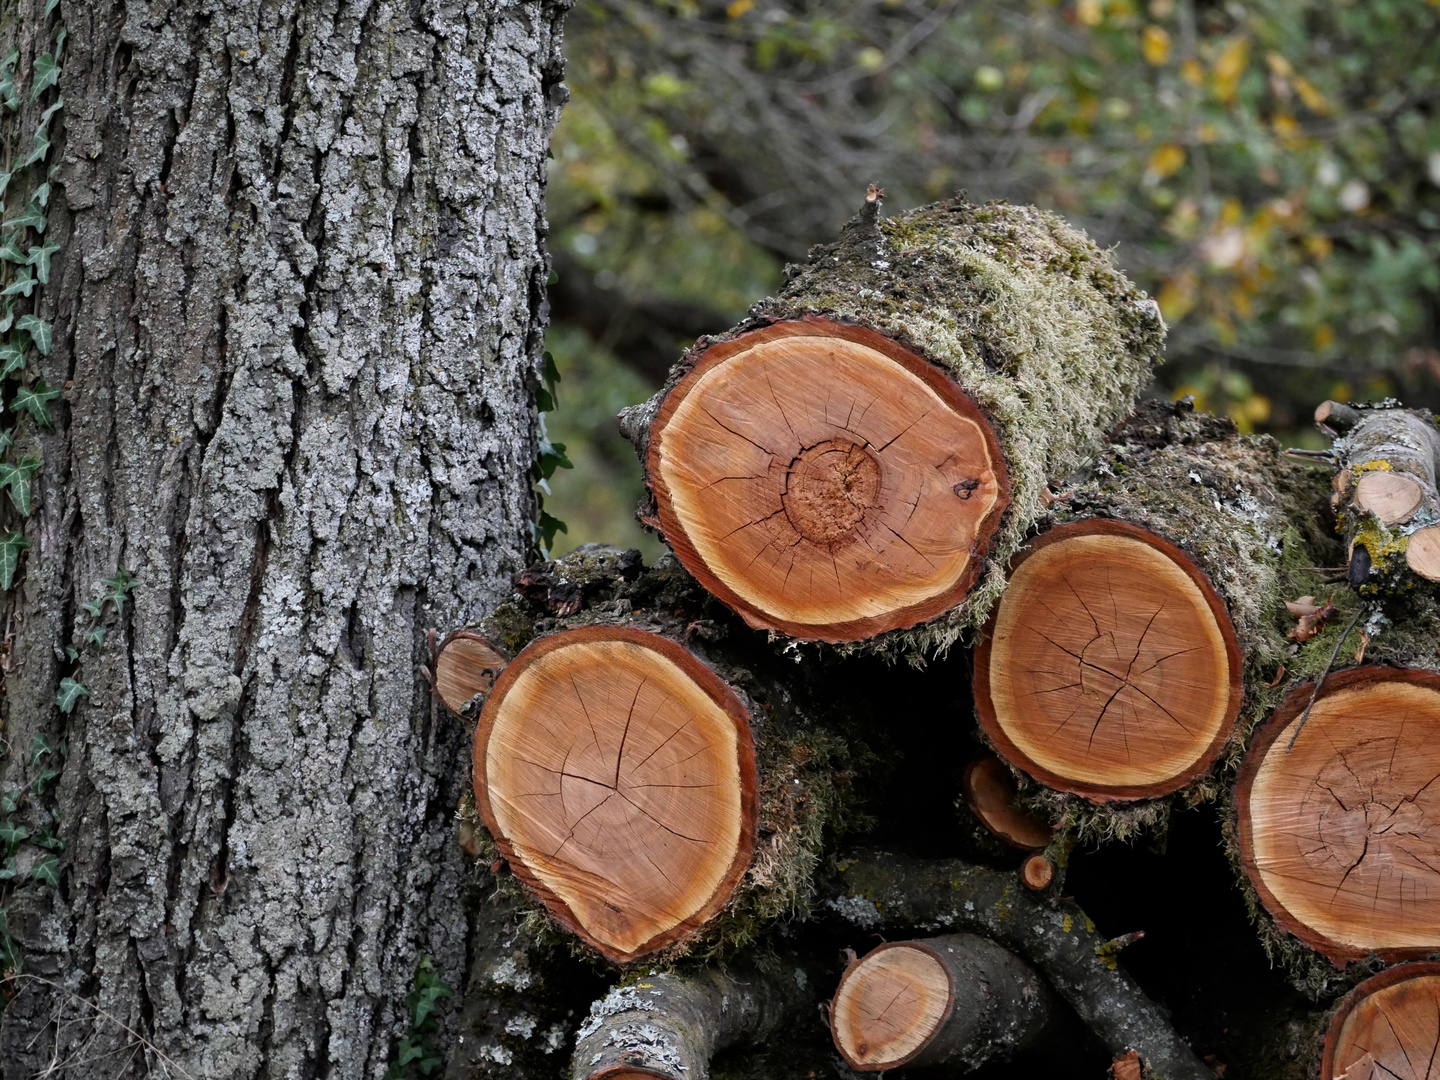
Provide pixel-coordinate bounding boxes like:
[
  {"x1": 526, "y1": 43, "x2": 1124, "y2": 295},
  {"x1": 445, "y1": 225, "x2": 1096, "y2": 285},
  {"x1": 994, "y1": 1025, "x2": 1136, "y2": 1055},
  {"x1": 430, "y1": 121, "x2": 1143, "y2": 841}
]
[
  {"x1": 725, "y1": 0, "x2": 753, "y2": 16},
  {"x1": 1292, "y1": 76, "x2": 1329, "y2": 114},
  {"x1": 1198, "y1": 122, "x2": 1219, "y2": 143},
  {"x1": 1307, "y1": 235, "x2": 1333, "y2": 259},
  {"x1": 1142, "y1": 25, "x2": 1171, "y2": 65},
  {"x1": 1220, "y1": 197, "x2": 1242, "y2": 226},
  {"x1": 1158, "y1": 270, "x2": 1199, "y2": 322},
  {"x1": 1181, "y1": 59, "x2": 1204, "y2": 87},
  {"x1": 1146, "y1": 143, "x2": 1186, "y2": 180},
  {"x1": 1077, "y1": 0, "x2": 1103, "y2": 26},
  {"x1": 1265, "y1": 51, "x2": 1294, "y2": 78},
  {"x1": 1212, "y1": 37, "x2": 1250, "y2": 101},
  {"x1": 1313, "y1": 324, "x2": 1336, "y2": 349}
]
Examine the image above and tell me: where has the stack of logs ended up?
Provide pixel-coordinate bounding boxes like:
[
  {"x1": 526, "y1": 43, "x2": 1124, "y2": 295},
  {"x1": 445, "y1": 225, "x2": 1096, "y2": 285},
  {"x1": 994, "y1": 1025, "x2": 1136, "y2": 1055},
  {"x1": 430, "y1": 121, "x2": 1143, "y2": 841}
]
[{"x1": 437, "y1": 194, "x2": 1440, "y2": 1080}]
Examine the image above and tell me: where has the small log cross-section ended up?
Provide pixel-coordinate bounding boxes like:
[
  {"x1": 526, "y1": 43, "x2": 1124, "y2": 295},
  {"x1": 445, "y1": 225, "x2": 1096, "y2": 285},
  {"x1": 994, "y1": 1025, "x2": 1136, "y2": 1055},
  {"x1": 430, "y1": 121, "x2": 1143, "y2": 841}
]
[
  {"x1": 1237, "y1": 668, "x2": 1440, "y2": 966},
  {"x1": 646, "y1": 318, "x2": 1009, "y2": 641},
  {"x1": 473, "y1": 626, "x2": 759, "y2": 963},
  {"x1": 1320, "y1": 963, "x2": 1440, "y2": 1080},
  {"x1": 830, "y1": 934, "x2": 1050, "y2": 1072},
  {"x1": 433, "y1": 631, "x2": 508, "y2": 715},
  {"x1": 974, "y1": 519, "x2": 1242, "y2": 802}
]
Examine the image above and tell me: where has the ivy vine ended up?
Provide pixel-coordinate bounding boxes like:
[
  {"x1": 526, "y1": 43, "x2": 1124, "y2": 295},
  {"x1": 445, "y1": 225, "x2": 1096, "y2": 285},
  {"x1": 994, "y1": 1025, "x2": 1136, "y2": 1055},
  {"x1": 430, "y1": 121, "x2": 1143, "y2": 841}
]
[
  {"x1": 0, "y1": 0, "x2": 65, "y2": 1001},
  {"x1": 532, "y1": 323, "x2": 572, "y2": 559}
]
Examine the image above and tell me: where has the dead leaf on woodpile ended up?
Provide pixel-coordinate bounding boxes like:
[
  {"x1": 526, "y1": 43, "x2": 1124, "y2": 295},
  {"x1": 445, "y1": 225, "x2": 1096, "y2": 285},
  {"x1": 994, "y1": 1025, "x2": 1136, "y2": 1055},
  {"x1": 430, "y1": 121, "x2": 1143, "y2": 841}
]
[
  {"x1": 1355, "y1": 630, "x2": 1370, "y2": 664},
  {"x1": 1285, "y1": 594, "x2": 1335, "y2": 642},
  {"x1": 1111, "y1": 1050, "x2": 1143, "y2": 1080}
]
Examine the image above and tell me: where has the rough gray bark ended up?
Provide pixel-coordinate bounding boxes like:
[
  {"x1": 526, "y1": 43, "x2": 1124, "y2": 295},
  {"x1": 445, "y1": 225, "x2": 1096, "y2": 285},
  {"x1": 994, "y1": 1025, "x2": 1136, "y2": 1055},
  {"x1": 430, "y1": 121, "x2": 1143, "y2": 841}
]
[
  {"x1": 570, "y1": 957, "x2": 818, "y2": 1080},
  {"x1": 0, "y1": 0, "x2": 568, "y2": 1076},
  {"x1": 825, "y1": 851, "x2": 1213, "y2": 1080}
]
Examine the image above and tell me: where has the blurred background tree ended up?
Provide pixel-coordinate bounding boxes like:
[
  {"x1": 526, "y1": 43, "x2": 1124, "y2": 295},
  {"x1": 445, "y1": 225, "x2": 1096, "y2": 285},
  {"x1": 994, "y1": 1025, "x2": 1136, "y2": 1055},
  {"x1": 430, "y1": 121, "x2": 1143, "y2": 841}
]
[{"x1": 540, "y1": 0, "x2": 1440, "y2": 556}]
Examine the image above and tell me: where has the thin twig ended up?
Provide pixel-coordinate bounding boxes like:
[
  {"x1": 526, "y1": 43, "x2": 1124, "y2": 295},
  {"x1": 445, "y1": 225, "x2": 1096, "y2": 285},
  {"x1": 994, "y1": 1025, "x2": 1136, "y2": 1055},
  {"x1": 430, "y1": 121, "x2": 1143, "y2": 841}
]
[
  {"x1": 1285, "y1": 608, "x2": 1365, "y2": 752},
  {"x1": 6, "y1": 974, "x2": 198, "y2": 1079}
]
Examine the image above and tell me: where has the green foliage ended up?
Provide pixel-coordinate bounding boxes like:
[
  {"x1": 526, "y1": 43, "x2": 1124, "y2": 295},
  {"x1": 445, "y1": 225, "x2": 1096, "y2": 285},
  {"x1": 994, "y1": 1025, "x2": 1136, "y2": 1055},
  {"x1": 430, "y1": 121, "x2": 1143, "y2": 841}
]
[
  {"x1": 531, "y1": 348, "x2": 573, "y2": 558},
  {"x1": 0, "y1": 531, "x2": 27, "y2": 590},
  {"x1": 54, "y1": 678, "x2": 88, "y2": 715},
  {"x1": 382, "y1": 957, "x2": 453, "y2": 1080}
]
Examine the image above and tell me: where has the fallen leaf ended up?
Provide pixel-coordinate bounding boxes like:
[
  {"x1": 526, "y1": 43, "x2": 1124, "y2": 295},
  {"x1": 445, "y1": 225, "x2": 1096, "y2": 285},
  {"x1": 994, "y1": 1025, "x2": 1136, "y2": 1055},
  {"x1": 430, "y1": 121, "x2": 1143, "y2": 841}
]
[
  {"x1": 1267, "y1": 664, "x2": 1286, "y2": 688},
  {"x1": 1355, "y1": 630, "x2": 1370, "y2": 664},
  {"x1": 1286, "y1": 594, "x2": 1335, "y2": 642},
  {"x1": 1111, "y1": 1050, "x2": 1143, "y2": 1080}
]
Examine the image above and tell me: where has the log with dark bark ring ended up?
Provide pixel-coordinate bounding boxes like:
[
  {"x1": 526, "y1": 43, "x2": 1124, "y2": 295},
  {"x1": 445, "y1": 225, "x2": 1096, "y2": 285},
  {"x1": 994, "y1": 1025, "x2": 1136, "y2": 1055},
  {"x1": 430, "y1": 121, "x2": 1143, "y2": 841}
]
[
  {"x1": 1319, "y1": 962, "x2": 1440, "y2": 1080},
  {"x1": 1237, "y1": 667, "x2": 1440, "y2": 966},
  {"x1": 645, "y1": 317, "x2": 1010, "y2": 642},
  {"x1": 974, "y1": 519, "x2": 1243, "y2": 802},
  {"x1": 824, "y1": 850, "x2": 1214, "y2": 1080},
  {"x1": 829, "y1": 934, "x2": 1051, "y2": 1072},
  {"x1": 473, "y1": 626, "x2": 758, "y2": 963}
]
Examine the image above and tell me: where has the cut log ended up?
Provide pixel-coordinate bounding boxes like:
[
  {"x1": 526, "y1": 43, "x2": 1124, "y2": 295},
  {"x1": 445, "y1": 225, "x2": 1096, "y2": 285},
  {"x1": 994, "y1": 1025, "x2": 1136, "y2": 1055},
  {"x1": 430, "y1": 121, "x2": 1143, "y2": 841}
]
[
  {"x1": 643, "y1": 318, "x2": 1009, "y2": 642},
  {"x1": 830, "y1": 934, "x2": 1050, "y2": 1072},
  {"x1": 824, "y1": 850, "x2": 1214, "y2": 1080},
  {"x1": 433, "y1": 631, "x2": 508, "y2": 715},
  {"x1": 974, "y1": 518, "x2": 1242, "y2": 802},
  {"x1": 571, "y1": 958, "x2": 817, "y2": 1080},
  {"x1": 1313, "y1": 401, "x2": 1440, "y2": 595},
  {"x1": 473, "y1": 625, "x2": 759, "y2": 963},
  {"x1": 621, "y1": 194, "x2": 1166, "y2": 648},
  {"x1": 1021, "y1": 853, "x2": 1055, "y2": 890},
  {"x1": 1320, "y1": 963, "x2": 1440, "y2": 1080},
  {"x1": 1236, "y1": 667, "x2": 1440, "y2": 966},
  {"x1": 965, "y1": 400, "x2": 1337, "y2": 836},
  {"x1": 961, "y1": 754, "x2": 1055, "y2": 849}
]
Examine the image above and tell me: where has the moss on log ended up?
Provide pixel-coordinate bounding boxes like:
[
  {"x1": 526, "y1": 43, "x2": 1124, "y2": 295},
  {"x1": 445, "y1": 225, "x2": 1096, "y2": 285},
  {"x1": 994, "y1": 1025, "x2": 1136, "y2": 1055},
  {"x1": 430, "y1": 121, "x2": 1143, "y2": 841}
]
[{"x1": 621, "y1": 193, "x2": 1165, "y2": 654}]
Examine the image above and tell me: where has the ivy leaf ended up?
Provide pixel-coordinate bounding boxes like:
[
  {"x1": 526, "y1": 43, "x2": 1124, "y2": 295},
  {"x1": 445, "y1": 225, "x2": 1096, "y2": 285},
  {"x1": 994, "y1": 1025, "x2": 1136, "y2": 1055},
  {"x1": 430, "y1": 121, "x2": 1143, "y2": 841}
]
[
  {"x1": 0, "y1": 233, "x2": 28, "y2": 263},
  {"x1": 54, "y1": 26, "x2": 66, "y2": 59},
  {"x1": 28, "y1": 238, "x2": 60, "y2": 283},
  {"x1": 1, "y1": 266, "x2": 35, "y2": 297},
  {"x1": 17, "y1": 314, "x2": 51, "y2": 355},
  {"x1": 5, "y1": 196, "x2": 47, "y2": 232},
  {"x1": 103, "y1": 567, "x2": 136, "y2": 614},
  {"x1": 11, "y1": 379, "x2": 61, "y2": 426},
  {"x1": 0, "y1": 821, "x2": 28, "y2": 853},
  {"x1": 31, "y1": 853, "x2": 59, "y2": 887},
  {"x1": 80, "y1": 596, "x2": 103, "y2": 618},
  {"x1": 0, "y1": 429, "x2": 12, "y2": 454},
  {"x1": 30, "y1": 53, "x2": 59, "y2": 101},
  {"x1": 0, "y1": 856, "x2": 17, "y2": 881},
  {"x1": 0, "y1": 171, "x2": 9, "y2": 199},
  {"x1": 0, "y1": 340, "x2": 26, "y2": 381},
  {"x1": 21, "y1": 126, "x2": 50, "y2": 169},
  {"x1": 83, "y1": 625, "x2": 106, "y2": 648},
  {"x1": 0, "y1": 47, "x2": 18, "y2": 112},
  {"x1": 45, "y1": 0, "x2": 60, "y2": 18},
  {"x1": 31, "y1": 180, "x2": 50, "y2": 208},
  {"x1": 0, "y1": 456, "x2": 41, "y2": 515},
  {"x1": 0, "y1": 300, "x2": 15, "y2": 335},
  {"x1": 55, "y1": 677, "x2": 89, "y2": 715},
  {"x1": 36, "y1": 100, "x2": 61, "y2": 137},
  {"x1": 0, "y1": 530, "x2": 29, "y2": 590}
]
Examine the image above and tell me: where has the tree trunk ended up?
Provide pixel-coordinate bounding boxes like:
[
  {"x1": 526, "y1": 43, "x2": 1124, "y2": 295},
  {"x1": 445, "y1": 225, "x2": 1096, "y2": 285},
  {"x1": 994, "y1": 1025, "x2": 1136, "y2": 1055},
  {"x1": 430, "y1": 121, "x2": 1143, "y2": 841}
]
[{"x1": 0, "y1": 0, "x2": 568, "y2": 1075}]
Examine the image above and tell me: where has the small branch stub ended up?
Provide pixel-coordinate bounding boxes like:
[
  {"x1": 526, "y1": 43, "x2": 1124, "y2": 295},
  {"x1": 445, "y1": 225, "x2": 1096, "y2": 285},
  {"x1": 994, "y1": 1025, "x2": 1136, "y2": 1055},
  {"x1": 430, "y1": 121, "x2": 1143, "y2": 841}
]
[
  {"x1": 473, "y1": 626, "x2": 758, "y2": 963},
  {"x1": 1237, "y1": 668, "x2": 1440, "y2": 966},
  {"x1": 829, "y1": 935, "x2": 1049, "y2": 1072},
  {"x1": 646, "y1": 318, "x2": 1009, "y2": 642},
  {"x1": 1021, "y1": 854, "x2": 1055, "y2": 891},
  {"x1": 433, "y1": 631, "x2": 508, "y2": 715},
  {"x1": 961, "y1": 754, "x2": 1055, "y2": 849},
  {"x1": 1320, "y1": 962, "x2": 1440, "y2": 1080},
  {"x1": 974, "y1": 519, "x2": 1242, "y2": 802}
]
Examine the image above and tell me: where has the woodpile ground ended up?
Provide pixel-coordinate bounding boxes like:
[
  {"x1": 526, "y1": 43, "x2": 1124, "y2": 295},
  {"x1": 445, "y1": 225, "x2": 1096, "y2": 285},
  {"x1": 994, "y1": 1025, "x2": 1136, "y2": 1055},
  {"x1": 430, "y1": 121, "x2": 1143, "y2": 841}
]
[{"x1": 436, "y1": 193, "x2": 1440, "y2": 1080}]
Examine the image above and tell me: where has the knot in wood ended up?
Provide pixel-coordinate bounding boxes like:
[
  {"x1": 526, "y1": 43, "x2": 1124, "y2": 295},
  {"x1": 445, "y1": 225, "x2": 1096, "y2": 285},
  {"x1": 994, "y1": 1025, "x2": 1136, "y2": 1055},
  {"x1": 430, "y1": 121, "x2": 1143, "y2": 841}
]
[{"x1": 782, "y1": 440, "x2": 881, "y2": 545}]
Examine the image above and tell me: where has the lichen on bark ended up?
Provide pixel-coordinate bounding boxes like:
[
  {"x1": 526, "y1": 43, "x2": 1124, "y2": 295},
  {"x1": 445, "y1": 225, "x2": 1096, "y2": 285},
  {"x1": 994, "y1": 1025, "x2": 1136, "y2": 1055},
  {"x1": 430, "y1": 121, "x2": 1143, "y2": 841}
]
[{"x1": 0, "y1": 0, "x2": 570, "y2": 1075}]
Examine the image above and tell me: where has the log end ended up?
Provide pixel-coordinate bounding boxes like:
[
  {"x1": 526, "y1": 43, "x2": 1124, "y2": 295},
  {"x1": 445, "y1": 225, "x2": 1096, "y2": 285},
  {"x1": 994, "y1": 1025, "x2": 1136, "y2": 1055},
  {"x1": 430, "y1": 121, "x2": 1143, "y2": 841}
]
[
  {"x1": 1021, "y1": 854, "x2": 1055, "y2": 891},
  {"x1": 434, "y1": 631, "x2": 508, "y2": 715},
  {"x1": 975, "y1": 519, "x2": 1242, "y2": 802},
  {"x1": 646, "y1": 317, "x2": 1009, "y2": 642},
  {"x1": 1406, "y1": 524, "x2": 1440, "y2": 582},
  {"x1": 961, "y1": 755, "x2": 1054, "y2": 849},
  {"x1": 1354, "y1": 470, "x2": 1424, "y2": 526},
  {"x1": 1238, "y1": 668, "x2": 1440, "y2": 966},
  {"x1": 474, "y1": 626, "x2": 759, "y2": 963},
  {"x1": 1321, "y1": 963, "x2": 1440, "y2": 1080},
  {"x1": 831, "y1": 942, "x2": 953, "y2": 1071}
]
